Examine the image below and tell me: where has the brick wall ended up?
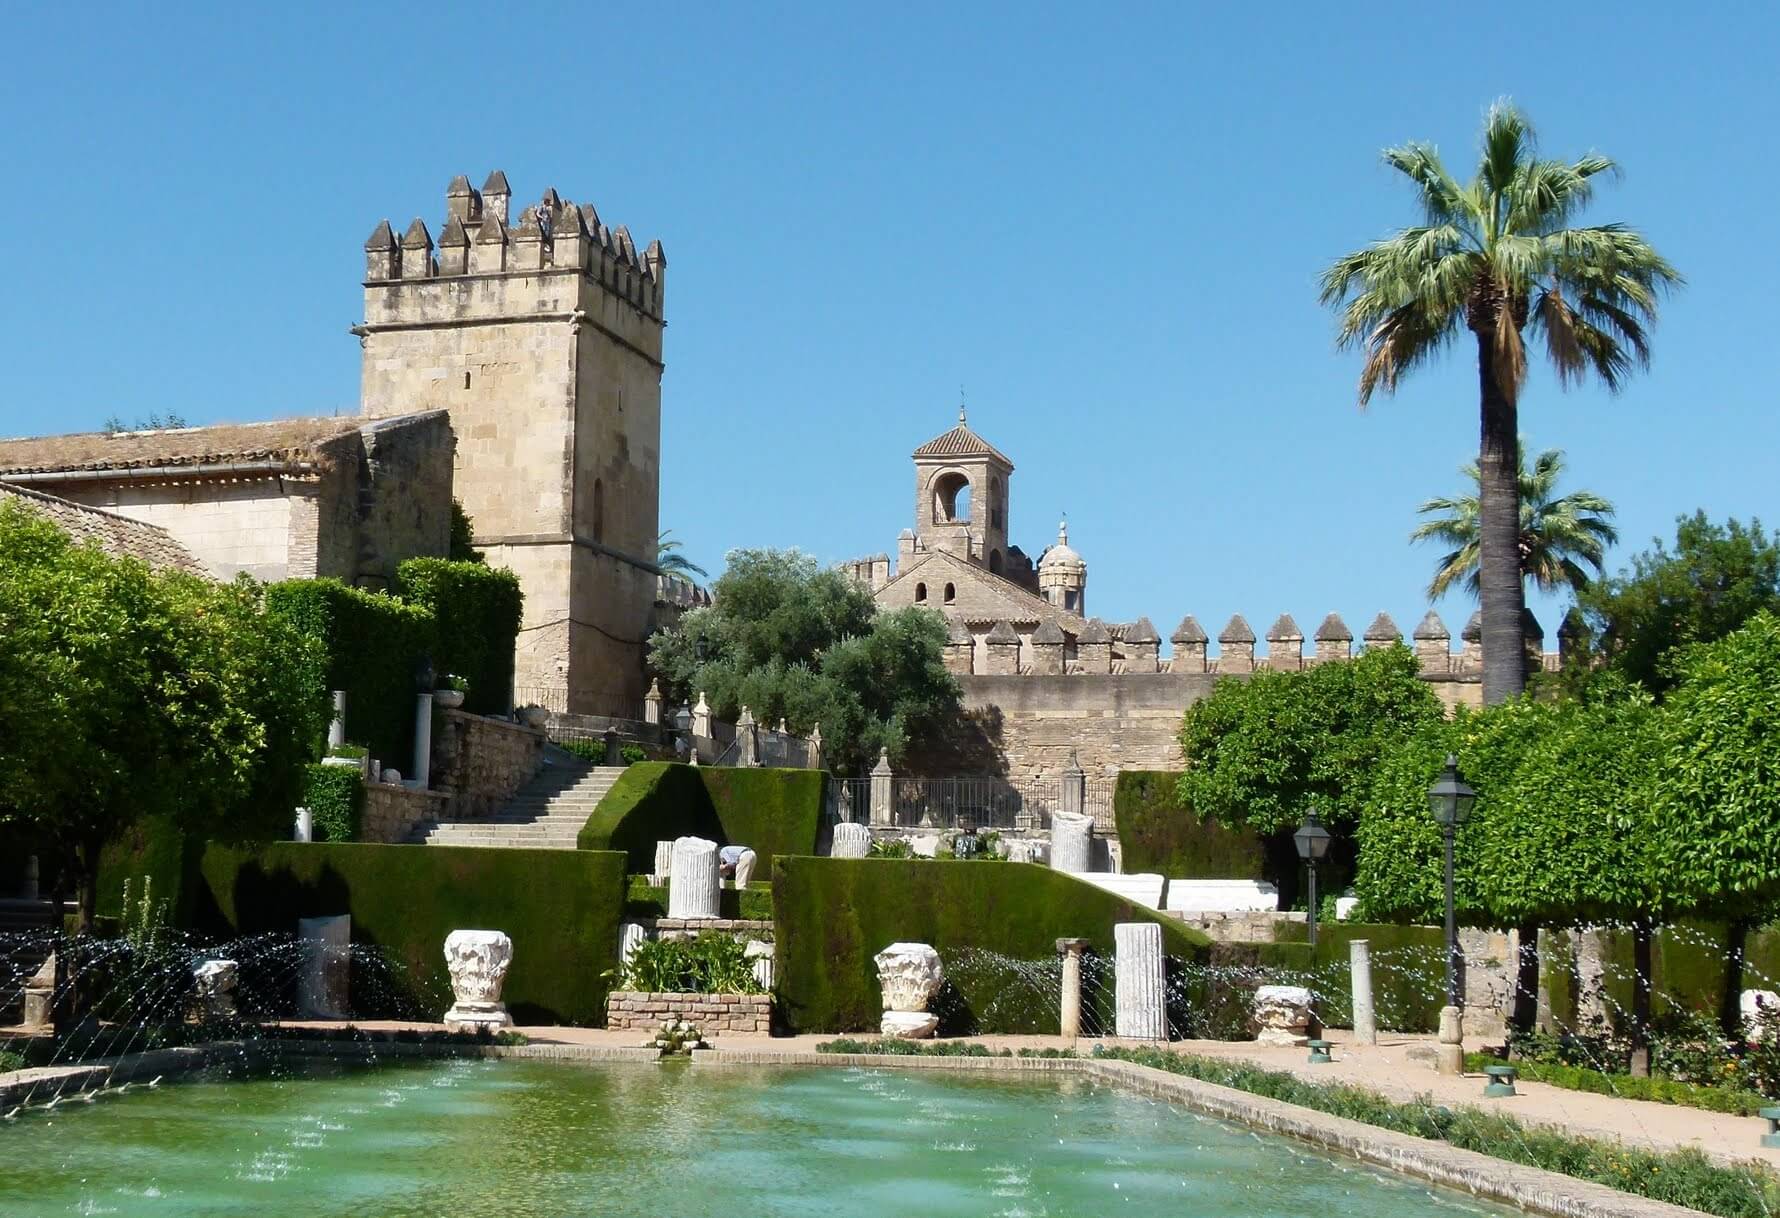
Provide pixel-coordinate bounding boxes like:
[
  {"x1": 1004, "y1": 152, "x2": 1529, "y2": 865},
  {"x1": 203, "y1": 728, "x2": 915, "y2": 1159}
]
[
  {"x1": 605, "y1": 991, "x2": 771, "y2": 1035},
  {"x1": 430, "y1": 709, "x2": 546, "y2": 820}
]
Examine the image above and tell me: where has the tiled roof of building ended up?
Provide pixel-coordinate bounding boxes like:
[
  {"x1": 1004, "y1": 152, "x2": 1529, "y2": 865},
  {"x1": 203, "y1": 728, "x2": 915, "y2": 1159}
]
[
  {"x1": 0, "y1": 415, "x2": 368, "y2": 477},
  {"x1": 911, "y1": 418, "x2": 1014, "y2": 467},
  {"x1": 0, "y1": 484, "x2": 205, "y2": 574}
]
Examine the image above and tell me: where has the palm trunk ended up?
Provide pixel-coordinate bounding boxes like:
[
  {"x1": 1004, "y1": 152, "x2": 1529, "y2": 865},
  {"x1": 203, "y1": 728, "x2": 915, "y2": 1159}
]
[{"x1": 1475, "y1": 333, "x2": 1526, "y2": 705}]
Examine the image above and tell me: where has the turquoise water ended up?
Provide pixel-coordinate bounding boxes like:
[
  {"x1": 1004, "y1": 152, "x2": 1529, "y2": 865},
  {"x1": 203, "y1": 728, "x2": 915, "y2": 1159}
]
[{"x1": 0, "y1": 1058, "x2": 1517, "y2": 1216}]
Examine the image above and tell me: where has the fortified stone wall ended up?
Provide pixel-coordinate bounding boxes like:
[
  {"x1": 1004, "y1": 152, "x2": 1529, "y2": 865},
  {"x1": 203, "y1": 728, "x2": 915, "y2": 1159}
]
[
  {"x1": 361, "y1": 784, "x2": 448, "y2": 845},
  {"x1": 429, "y1": 709, "x2": 547, "y2": 821}
]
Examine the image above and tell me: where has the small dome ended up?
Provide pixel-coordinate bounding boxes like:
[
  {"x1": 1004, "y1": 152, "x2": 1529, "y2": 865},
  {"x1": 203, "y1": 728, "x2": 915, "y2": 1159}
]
[{"x1": 1038, "y1": 521, "x2": 1084, "y2": 571}]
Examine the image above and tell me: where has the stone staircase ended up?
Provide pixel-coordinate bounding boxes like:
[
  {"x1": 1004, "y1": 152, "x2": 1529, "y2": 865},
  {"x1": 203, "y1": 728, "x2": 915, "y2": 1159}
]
[{"x1": 407, "y1": 751, "x2": 624, "y2": 849}]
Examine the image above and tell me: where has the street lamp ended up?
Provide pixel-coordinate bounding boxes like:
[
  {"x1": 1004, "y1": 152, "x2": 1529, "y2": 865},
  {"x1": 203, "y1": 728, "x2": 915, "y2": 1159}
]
[
  {"x1": 1427, "y1": 752, "x2": 1477, "y2": 1008},
  {"x1": 1293, "y1": 810, "x2": 1334, "y2": 947}
]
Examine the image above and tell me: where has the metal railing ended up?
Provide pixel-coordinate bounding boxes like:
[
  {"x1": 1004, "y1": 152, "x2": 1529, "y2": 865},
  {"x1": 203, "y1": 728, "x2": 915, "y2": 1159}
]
[
  {"x1": 823, "y1": 774, "x2": 1114, "y2": 832},
  {"x1": 513, "y1": 687, "x2": 648, "y2": 722}
]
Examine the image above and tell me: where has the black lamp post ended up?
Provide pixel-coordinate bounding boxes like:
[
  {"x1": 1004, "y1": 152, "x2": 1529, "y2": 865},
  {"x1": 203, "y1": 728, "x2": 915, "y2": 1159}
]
[
  {"x1": 1427, "y1": 753, "x2": 1477, "y2": 1009},
  {"x1": 1293, "y1": 810, "x2": 1333, "y2": 947}
]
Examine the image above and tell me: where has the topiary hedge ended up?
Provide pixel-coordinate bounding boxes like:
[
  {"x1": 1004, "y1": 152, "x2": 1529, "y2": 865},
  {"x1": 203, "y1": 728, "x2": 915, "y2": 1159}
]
[
  {"x1": 772, "y1": 856, "x2": 1211, "y2": 1034},
  {"x1": 190, "y1": 842, "x2": 626, "y2": 1025},
  {"x1": 393, "y1": 559, "x2": 522, "y2": 715},
  {"x1": 577, "y1": 763, "x2": 825, "y2": 875},
  {"x1": 303, "y1": 764, "x2": 364, "y2": 842},
  {"x1": 1113, "y1": 771, "x2": 1267, "y2": 878},
  {"x1": 1265, "y1": 921, "x2": 1447, "y2": 1032},
  {"x1": 266, "y1": 578, "x2": 435, "y2": 764}
]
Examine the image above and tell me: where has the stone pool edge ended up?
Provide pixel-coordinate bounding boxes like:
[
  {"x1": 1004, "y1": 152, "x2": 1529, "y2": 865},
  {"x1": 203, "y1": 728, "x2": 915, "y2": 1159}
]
[{"x1": 691, "y1": 1049, "x2": 1709, "y2": 1218}]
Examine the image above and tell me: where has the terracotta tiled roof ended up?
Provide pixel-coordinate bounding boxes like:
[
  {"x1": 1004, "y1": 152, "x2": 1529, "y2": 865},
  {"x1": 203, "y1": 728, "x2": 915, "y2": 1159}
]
[
  {"x1": 0, "y1": 416, "x2": 367, "y2": 477},
  {"x1": 0, "y1": 484, "x2": 205, "y2": 574},
  {"x1": 911, "y1": 422, "x2": 1013, "y2": 467}
]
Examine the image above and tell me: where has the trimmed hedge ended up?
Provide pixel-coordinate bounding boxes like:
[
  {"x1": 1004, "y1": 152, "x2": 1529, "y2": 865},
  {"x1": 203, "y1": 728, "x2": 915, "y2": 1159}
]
[
  {"x1": 96, "y1": 814, "x2": 202, "y2": 927},
  {"x1": 772, "y1": 856, "x2": 1211, "y2": 1034},
  {"x1": 1541, "y1": 920, "x2": 1780, "y2": 1028},
  {"x1": 303, "y1": 764, "x2": 364, "y2": 842},
  {"x1": 191, "y1": 842, "x2": 627, "y2": 1025},
  {"x1": 266, "y1": 579, "x2": 435, "y2": 764},
  {"x1": 577, "y1": 763, "x2": 825, "y2": 875},
  {"x1": 394, "y1": 559, "x2": 522, "y2": 716},
  {"x1": 1267, "y1": 920, "x2": 1447, "y2": 1033},
  {"x1": 1112, "y1": 771, "x2": 1266, "y2": 879},
  {"x1": 623, "y1": 876, "x2": 774, "y2": 921}
]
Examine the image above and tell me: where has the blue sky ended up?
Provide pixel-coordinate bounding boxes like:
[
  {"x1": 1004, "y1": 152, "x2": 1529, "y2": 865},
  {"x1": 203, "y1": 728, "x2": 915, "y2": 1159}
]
[{"x1": 4, "y1": 4, "x2": 1773, "y2": 652}]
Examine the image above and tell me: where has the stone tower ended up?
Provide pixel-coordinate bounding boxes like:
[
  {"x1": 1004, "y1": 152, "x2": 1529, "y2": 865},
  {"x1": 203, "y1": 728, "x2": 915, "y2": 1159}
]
[
  {"x1": 911, "y1": 407, "x2": 1015, "y2": 576},
  {"x1": 1037, "y1": 521, "x2": 1087, "y2": 615},
  {"x1": 356, "y1": 171, "x2": 666, "y2": 711}
]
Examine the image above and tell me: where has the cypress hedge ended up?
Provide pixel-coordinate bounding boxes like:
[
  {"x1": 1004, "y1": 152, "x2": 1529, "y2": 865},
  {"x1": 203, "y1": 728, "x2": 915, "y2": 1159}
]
[
  {"x1": 577, "y1": 762, "x2": 825, "y2": 874},
  {"x1": 265, "y1": 579, "x2": 435, "y2": 764},
  {"x1": 1113, "y1": 771, "x2": 1267, "y2": 878},
  {"x1": 393, "y1": 559, "x2": 522, "y2": 715},
  {"x1": 191, "y1": 842, "x2": 627, "y2": 1025},
  {"x1": 772, "y1": 856, "x2": 1211, "y2": 1034},
  {"x1": 303, "y1": 764, "x2": 364, "y2": 842}
]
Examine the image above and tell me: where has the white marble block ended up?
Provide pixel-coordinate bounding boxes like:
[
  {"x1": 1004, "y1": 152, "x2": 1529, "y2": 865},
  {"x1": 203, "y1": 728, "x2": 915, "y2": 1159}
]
[
  {"x1": 297, "y1": 915, "x2": 350, "y2": 1019},
  {"x1": 1252, "y1": 984, "x2": 1314, "y2": 1045},
  {"x1": 745, "y1": 939, "x2": 774, "y2": 991},
  {"x1": 1114, "y1": 922, "x2": 1166, "y2": 1040},
  {"x1": 669, "y1": 836, "x2": 721, "y2": 918},
  {"x1": 193, "y1": 958, "x2": 238, "y2": 1020},
  {"x1": 875, "y1": 941, "x2": 943, "y2": 1038},
  {"x1": 442, "y1": 929, "x2": 515, "y2": 1033},
  {"x1": 618, "y1": 921, "x2": 647, "y2": 973},
  {"x1": 1051, "y1": 815, "x2": 1092, "y2": 873},
  {"x1": 653, "y1": 840, "x2": 675, "y2": 885},
  {"x1": 1163, "y1": 880, "x2": 1279, "y2": 914},
  {"x1": 1077, "y1": 872, "x2": 1167, "y2": 909},
  {"x1": 832, "y1": 822, "x2": 872, "y2": 859}
]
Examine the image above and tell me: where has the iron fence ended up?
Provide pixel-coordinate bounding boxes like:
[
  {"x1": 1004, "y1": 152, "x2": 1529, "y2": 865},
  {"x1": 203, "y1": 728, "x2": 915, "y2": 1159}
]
[
  {"x1": 822, "y1": 775, "x2": 1113, "y2": 831},
  {"x1": 513, "y1": 687, "x2": 648, "y2": 722}
]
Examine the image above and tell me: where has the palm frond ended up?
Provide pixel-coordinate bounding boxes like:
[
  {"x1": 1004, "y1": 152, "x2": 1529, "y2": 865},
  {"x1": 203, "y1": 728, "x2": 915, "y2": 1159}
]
[
  {"x1": 1382, "y1": 143, "x2": 1471, "y2": 227},
  {"x1": 1478, "y1": 100, "x2": 1534, "y2": 205},
  {"x1": 1506, "y1": 154, "x2": 1617, "y2": 234}
]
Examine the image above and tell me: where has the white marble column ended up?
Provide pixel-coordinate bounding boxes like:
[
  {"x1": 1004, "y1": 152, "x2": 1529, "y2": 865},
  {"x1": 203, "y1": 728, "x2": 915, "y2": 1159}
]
[
  {"x1": 832, "y1": 822, "x2": 872, "y2": 859},
  {"x1": 1115, "y1": 922, "x2": 1166, "y2": 1040},
  {"x1": 653, "y1": 841, "x2": 676, "y2": 884},
  {"x1": 411, "y1": 692, "x2": 434, "y2": 789},
  {"x1": 1350, "y1": 938, "x2": 1377, "y2": 1045},
  {"x1": 1051, "y1": 815, "x2": 1092, "y2": 873},
  {"x1": 618, "y1": 921, "x2": 647, "y2": 973},
  {"x1": 668, "y1": 836, "x2": 721, "y2": 918},
  {"x1": 1057, "y1": 937, "x2": 1089, "y2": 1038},
  {"x1": 327, "y1": 690, "x2": 347, "y2": 750}
]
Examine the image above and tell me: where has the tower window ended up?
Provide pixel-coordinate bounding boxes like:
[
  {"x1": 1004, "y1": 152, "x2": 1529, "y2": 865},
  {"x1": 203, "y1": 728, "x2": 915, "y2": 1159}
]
[
  {"x1": 932, "y1": 471, "x2": 972, "y2": 523},
  {"x1": 914, "y1": 583, "x2": 927, "y2": 603},
  {"x1": 463, "y1": 371, "x2": 472, "y2": 389},
  {"x1": 944, "y1": 583, "x2": 956, "y2": 605}
]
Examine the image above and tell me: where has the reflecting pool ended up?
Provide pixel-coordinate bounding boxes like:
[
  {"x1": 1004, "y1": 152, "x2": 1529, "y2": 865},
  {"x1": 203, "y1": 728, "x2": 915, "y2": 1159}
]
[{"x1": 0, "y1": 1059, "x2": 1519, "y2": 1216}]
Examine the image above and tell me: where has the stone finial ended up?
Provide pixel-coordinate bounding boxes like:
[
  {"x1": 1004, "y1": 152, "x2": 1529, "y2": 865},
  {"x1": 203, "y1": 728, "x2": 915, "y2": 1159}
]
[
  {"x1": 1077, "y1": 618, "x2": 1113, "y2": 673},
  {"x1": 1314, "y1": 613, "x2": 1352, "y2": 663},
  {"x1": 1460, "y1": 610, "x2": 1484, "y2": 670},
  {"x1": 941, "y1": 615, "x2": 974, "y2": 676},
  {"x1": 1461, "y1": 610, "x2": 1482, "y2": 642},
  {"x1": 471, "y1": 214, "x2": 506, "y2": 274},
  {"x1": 1412, "y1": 610, "x2": 1451, "y2": 672},
  {"x1": 1031, "y1": 620, "x2": 1066, "y2": 675},
  {"x1": 984, "y1": 620, "x2": 1021, "y2": 675},
  {"x1": 1172, "y1": 615, "x2": 1208, "y2": 643},
  {"x1": 438, "y1": 214, "x2": 471, "y2": 275},
  {"x1": 364, "y1": 220, "x2": 398, "y2": 281},
  {"x1": 1170, "y1": 614, "x2": 1209, "y2": 673},
  {"x1": 399, "y1": 218, "x2": 434, "y2": 281},
  {"x1": 446, "y1": 174, "x2": 479, "y2": 222},
  {"x1": 1124, "y1": 616, "x2": 1159, "y2": 643},
  {"x1": 1218, "y1": 615, "x2": 1256, "y2": 674},
  {"x1": 1123, "y1": 616, "x2": 1160, "y2": 673},
  {"x1": 481, "y1": 170, "x2": 511, "y2": 224},
  {"x1": 737, "y1": 705, "x2": 755, "y2": 728},
  {"x1": 872, "y1": 746, "x2": 893, "y2": 776},
  {"x1": 1363, "y1": 613, "x2": 1401, "y2": 647},
  {"x1": 1265, "y1": 614, "x2": 1303, "y2": 672},
  {"x1": 510, "y1": 206, "x2": 547, "y2": 271},
  {"x1": 1413, "y1": 610, "x2": 1450, "y2": 641}
]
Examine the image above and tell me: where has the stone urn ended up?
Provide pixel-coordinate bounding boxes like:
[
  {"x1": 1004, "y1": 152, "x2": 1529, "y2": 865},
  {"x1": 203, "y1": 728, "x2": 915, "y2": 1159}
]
[
  {"x1": 434, "y1": 688, "x2": 465, "y2": 710},
  {"x1": 874, "y1": 942, "x2": 943, "y2": 1039},
  {"x1": 518, "y1": 705, "x2": 549, "y2": 729},
  {"x1": 1251, "y1": 984, "x2": 1314, "y2": 1046},
  {"x1": 443, "y1": 929, "x2": 515, "y2": 1033},
  {"x1": 192, "y1": 958, "x2": 239, "y2": 1021}
]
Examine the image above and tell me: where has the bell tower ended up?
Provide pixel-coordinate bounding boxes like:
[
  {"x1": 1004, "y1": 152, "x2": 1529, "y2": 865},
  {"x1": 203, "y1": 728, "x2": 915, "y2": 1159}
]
[{"x1": 911, "y1": 407, "x2": 1014, "y2": 576}]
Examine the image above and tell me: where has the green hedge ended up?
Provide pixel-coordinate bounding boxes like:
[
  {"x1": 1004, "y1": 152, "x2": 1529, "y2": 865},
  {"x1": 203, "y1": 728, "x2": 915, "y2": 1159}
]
[
  {"x1": 1112, "y1": 771, "x2": 1266, "y2": 879},
  {"x1": 96, "y1": 815, "x2": 202, "y2": 927},
  {"x1": 623, "y1": 876, "x2": 774, "y2": 921},
  {"x1": 577, "y1": 763, "x2": 825, "y2": 875},
  {"x1": 1266, "y1": 921, "x2": 1447, "y2": 1033},
  {"x1": 303, "y1": 764, "x2": 364, "y2": 842},
  {"x1": 772, "y1": 857, "x2": 1211, "y2": 1034},
  {"x1": 191, "y1": 842, "x2": 627, "y2": 1025},
  {"x1": 394, "y1": 559, "x2": 522, "y2": 715},
  {"x1": 266, "y1": 579, "x2": 435, "y2": 764},
  {"x1": 1463, "y1": 1053, "x2": 1772, "y2": 1116},
  {"x1": 1540, "y1": 920, "x2": 1780, "y2": 1028}
]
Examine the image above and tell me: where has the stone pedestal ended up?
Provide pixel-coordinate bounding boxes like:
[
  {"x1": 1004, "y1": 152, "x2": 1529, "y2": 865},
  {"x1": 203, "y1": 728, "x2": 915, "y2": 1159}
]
[
  {"x1": 653, "y1": 841, "x2": 675, "y2": 885},
  {"x1": 20, "y1": 952, "x2": 55, "y2": 1029},
  {"x1": 192, "y1": 958, "x2": 239, "y2": 1021},
  {"x1": 668, "y1": 837, "x2": 721, "y2": 919},
  {"x1": 442, "y1": 929, "x2": 514, "y2": 1033},
  {"x1": 1350, "y1": 939, "x2": 1377, "y2": 1045},
  {"x1": 1252, "y1": 985, "x2": 1314, "y2": 1045},
  {"x1": 1436, "y1": 1003, "x2": 1465, "y2": 1075},
  {"x1": 293, "y1": 806, "x2": 313, "y2": 843},
  {"x1": 297, "y1": 915, "x2": 350, "y2": 1019},
  {"x1": 832, "y1": 822, "x2": 872, "y2": 859},
  {"x1": 411, "y1": 692, "x2": 434, "y2": 789},
  {"x1": 1114, "y1": 922, "x2": 1165, "y2": 1040},
  {"x1": 1057, "y1": 937, "x2": 1089, "y2": 1038},
  {"x1": 869, "y1": 749, "x2": 895, "y2": 827},
  {"x1": 1051, "y1": 815, "x2": 1092, "y2": 874},
  {"x1": 875, "y1": 941, "x2": 943, "y2": 1039}
]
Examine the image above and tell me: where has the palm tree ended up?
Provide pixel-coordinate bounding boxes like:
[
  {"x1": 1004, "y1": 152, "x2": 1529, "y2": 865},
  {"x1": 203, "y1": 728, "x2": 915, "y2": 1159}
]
[
  {"x1": 656, "y1": 531, "x2": 708, "y2": 581},
  {"x1": 1413, "y1": 445, "x2": 1618, "y2": 600},
  {"x1": 1320, "y1": 101, "x2": 1679, "y2": 704}
]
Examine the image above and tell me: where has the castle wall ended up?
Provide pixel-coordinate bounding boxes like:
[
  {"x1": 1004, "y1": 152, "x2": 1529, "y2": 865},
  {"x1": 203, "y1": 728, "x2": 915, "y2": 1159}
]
[
  {"x1": 352, "y1": 411, "x2": 455, "y2": 588},
  {"x1": 58, "y1": 480, "x2": 298, "y2": 582}
]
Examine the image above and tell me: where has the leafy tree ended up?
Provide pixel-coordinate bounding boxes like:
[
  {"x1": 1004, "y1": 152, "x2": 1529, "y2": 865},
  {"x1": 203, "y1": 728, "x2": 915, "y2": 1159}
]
[
  {"x1": 1321, "y1": 101, "x2": 1680, "y2": 705},
  {"x1": 1569, "y1": 513, "x2": 1780, "y2": 697},
  {"x1": 0, "y1": 502, "x2": 327, "y2": 928},
  {"x1": 1177, "y1": 645, "x2": 1443, "y2": 835},
  {"x1": 657, "y1": 530, "x2": 707, "y2": 581},
  {"x1": 648, "y1": 549, "x2": 960, "y2": 773},
  {"x1": 1412, "y1": 444, "x2": 1617, "y2": 600}
]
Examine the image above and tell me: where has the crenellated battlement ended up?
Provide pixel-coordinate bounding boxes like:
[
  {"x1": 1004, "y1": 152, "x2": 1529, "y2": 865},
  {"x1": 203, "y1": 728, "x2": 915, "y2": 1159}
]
[{"x1": 363, "y1": 170, "x2": 666, "y2": 322}]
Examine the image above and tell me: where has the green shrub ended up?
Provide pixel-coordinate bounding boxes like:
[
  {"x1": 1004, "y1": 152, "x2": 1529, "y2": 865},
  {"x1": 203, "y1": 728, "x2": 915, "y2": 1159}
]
[
  {"x1": 325, "y1": 743, "x2": 368, "y2": 760},
  {"x1": 303, "y1": 763, "x2": 364, "y2": 842},
  {"x1": 577, "y1": 763, "x2": 824, "y2": 875},
  {"x1": 868, "y1": 837, "x2": 912, "y2": 859},
  {"x1": 394, "y1": 559, "x2": 522, "y2": 717},
  {"x1": 620, "y1": 744, "x2": 648, "y2": 765},
  {"x1": 266, "y1": 579, "x2": 436, "y2": 764},
  {"x1": 1097, "y1": 1046, "x2": 1780, "y2": 1218},
  {"x1": 193, "y1": 842, "x2": 627, "y2": 1025},
  {"x1": 773, "y1": 857, "x2": 1210, "y2": 1035},
  {"x1": 1266, "y1": 921, "x2": 1447, "y2": 1033},
  {"x1": 1465, "y1": 1052, "x2": 1770, "y2": 1115},
  {"x1": 623, "y1": 876, "x2": 772, "y2": 921},
  {"x1": 619, "y1": 932, "x2": 763, "y2": 994},
  {"x1": 1113, "y1": 771, "x2": 1266, "y2": 878},
  {"x1": 562, "y1": 738, "x2": 606, "y2": 764}
]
